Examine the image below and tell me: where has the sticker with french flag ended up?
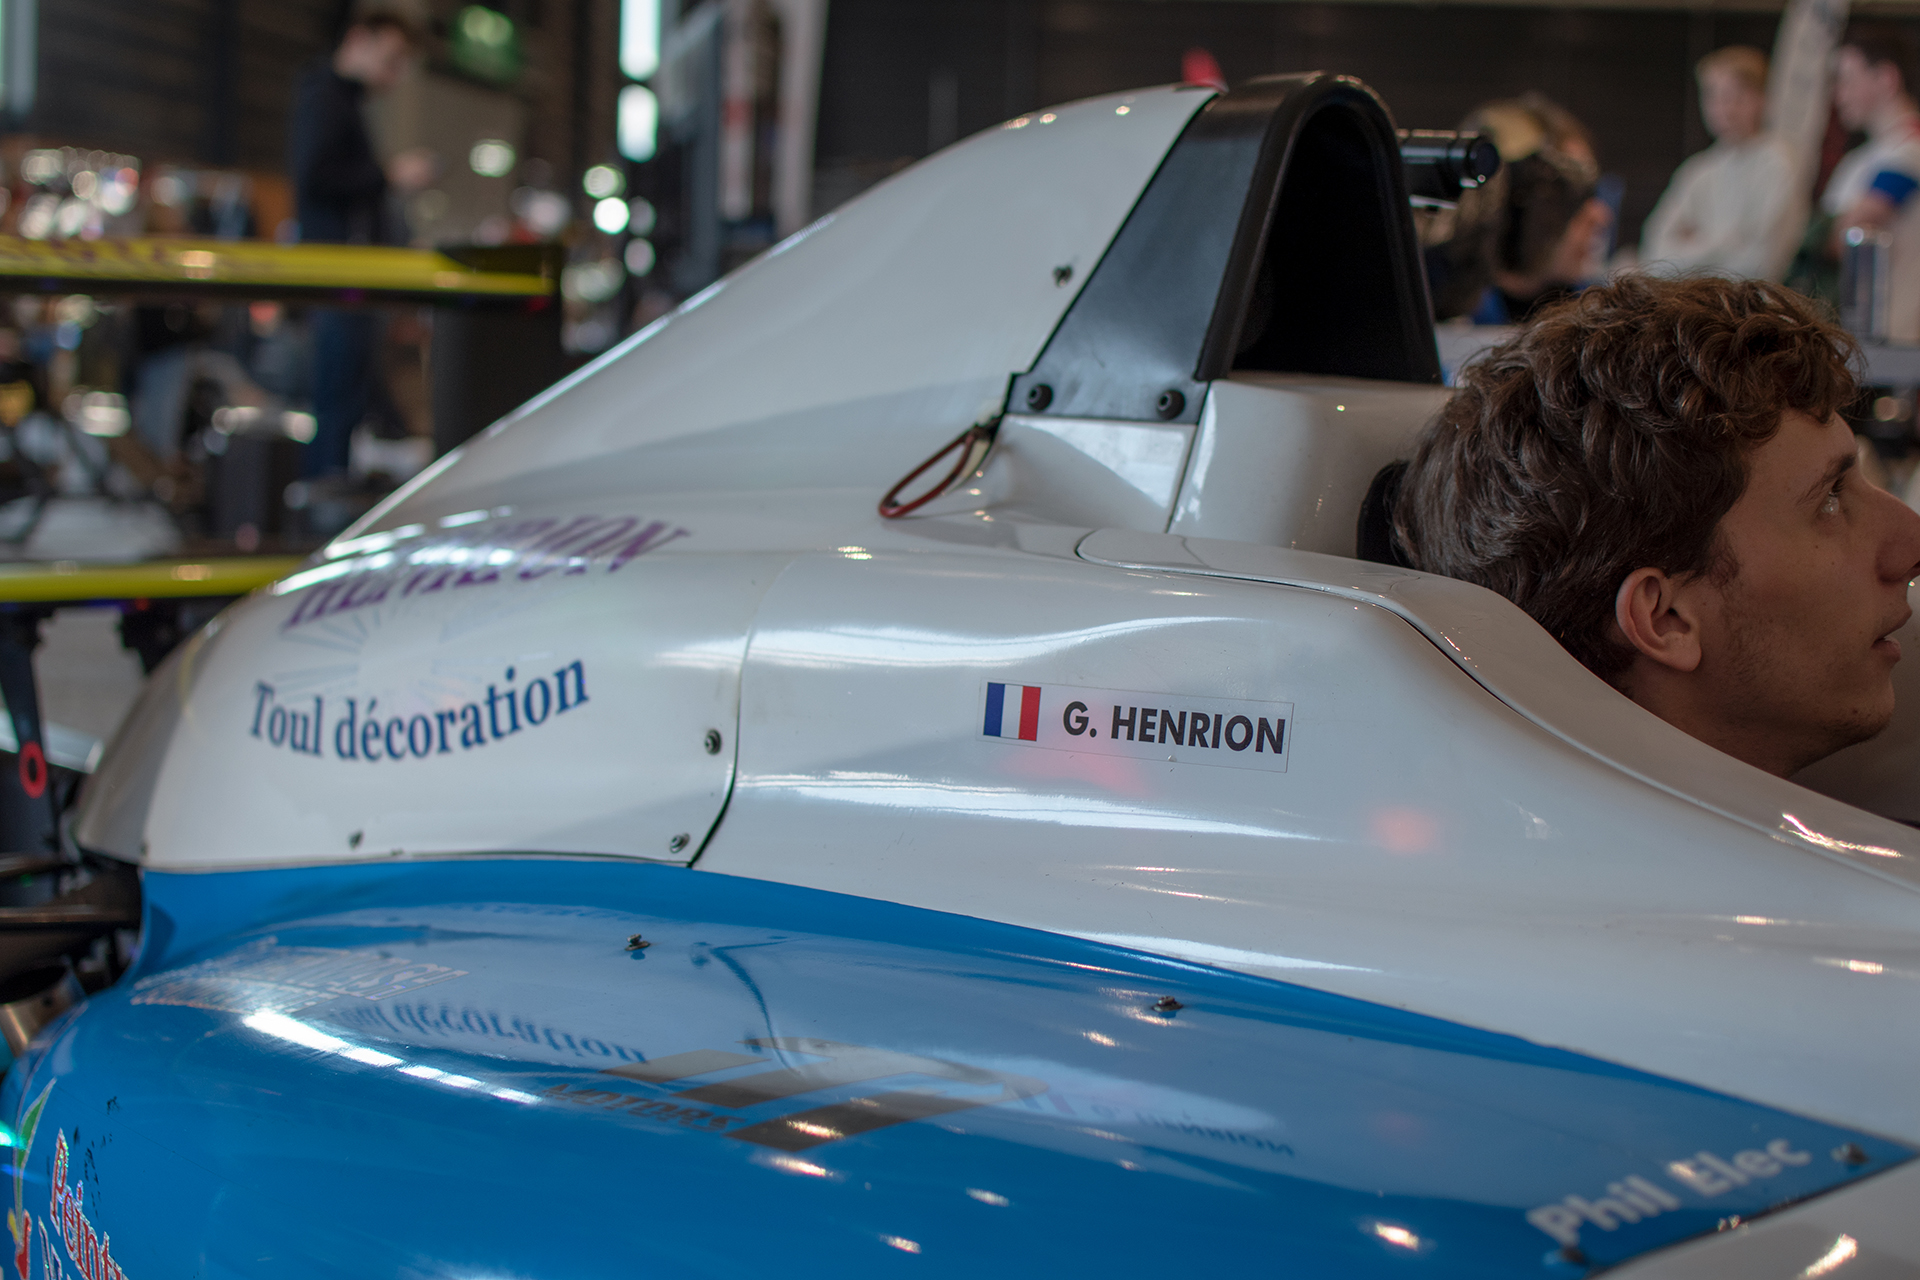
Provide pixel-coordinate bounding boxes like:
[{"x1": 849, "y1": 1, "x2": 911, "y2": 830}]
[
  {"x1": 978, "y1": 679, "x2": 1294, "y2": 772},
  {"x1": 983, "y1": 682, "x2": 1043, "y2": 741}
]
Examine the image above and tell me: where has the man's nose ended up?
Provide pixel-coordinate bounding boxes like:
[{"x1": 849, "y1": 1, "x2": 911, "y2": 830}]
[{"x1": 1879, "y1": 485, "x2": 1920, "y2": 584}]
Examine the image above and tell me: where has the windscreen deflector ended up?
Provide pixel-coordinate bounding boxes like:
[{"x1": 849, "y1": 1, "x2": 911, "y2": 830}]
[{"x1": 1010, "y1": 73, "x2": 1441, "y2": 425}]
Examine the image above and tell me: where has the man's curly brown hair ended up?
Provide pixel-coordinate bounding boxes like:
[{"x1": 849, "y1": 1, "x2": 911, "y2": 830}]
[{"x1": 1394, "y1": 274, "x2": 1859, "y2": 683}]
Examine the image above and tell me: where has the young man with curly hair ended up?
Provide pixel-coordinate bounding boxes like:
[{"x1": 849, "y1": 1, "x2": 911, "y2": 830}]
[{"x1": 1393, "y1": 274, "x2": 1920, "y2": 777}]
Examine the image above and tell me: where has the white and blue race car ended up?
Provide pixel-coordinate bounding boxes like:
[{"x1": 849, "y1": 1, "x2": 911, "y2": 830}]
[{"x1": 18, "y1": 72, "x2": 1920, "y2": 1277}]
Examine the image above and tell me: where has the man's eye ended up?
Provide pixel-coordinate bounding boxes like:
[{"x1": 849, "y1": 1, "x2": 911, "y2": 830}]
[{"x1": 1821, "y1": 483, "x2": 1844, "y2": 514}]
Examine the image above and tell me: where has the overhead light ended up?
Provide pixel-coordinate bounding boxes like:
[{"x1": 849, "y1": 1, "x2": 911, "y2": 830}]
[
  {"x1": 628, "y1": 196, "x2": 656, "y2": 236},
  {"x1": 469, "y1": 139, "x2": 516, "y2": 178},
  {"x1": 452, "y1": 5, "x2": 523, "y2": 85},
  {"x1": 623, "y1": 238, "x2": 655, "y2": 276},
  {"x1": 582, "y1": 164, "x2": 624, "y2": 199},
  {"x1": 64, "y1": 391, "x2": 130, "y2": 437},
  {"x1": 618, "y1": 85, "x2": 658, "y2": 162},
  {"x1": 592, "y1": 196, "x2": 630, "y2": 234},
  {"x1": 510, "y1": 186, "x2": 571, "y2": 237},
  {"x1": 20, "y1": 151, "x2": 60, "y2": 185},
  {"x1": 561, "y1": 259, "x2": 626, "y2": 303},
  {"x1": 620, "y1": 0, "x2": 660, "y2": 81},
  {"x1": 458, "y1": 5, "x2": 512, "y2": 47}
]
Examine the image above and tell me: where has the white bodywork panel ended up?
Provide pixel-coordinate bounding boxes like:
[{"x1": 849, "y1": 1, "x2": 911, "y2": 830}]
[
  {"x1": 1171, "y1": 375, "x2": 1451, "y2": 549},
  {"x1": 365, "y1": 85, "x2": 1212, "y2": 527},
  {"x1": 98, "y1": 502, "x2": 797, "y2": 866},
  {"x1": 701, "y1": 526, "x2": 1920, "y2": 1143}
]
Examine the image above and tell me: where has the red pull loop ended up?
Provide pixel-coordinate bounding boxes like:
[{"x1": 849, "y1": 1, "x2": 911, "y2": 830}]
[{"x1": 878, "y1": 420, "x2": 998, "y2": 519}]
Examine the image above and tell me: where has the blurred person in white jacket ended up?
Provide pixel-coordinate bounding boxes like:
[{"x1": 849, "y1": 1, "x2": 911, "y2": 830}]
[{"x1": 1642, "y1": 46, "x2": 1800, "y2": 281}]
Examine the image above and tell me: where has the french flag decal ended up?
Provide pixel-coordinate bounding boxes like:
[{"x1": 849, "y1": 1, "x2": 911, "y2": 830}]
[{"x1": 984, "y1": 682, "x2": 1042, "y2": 741}]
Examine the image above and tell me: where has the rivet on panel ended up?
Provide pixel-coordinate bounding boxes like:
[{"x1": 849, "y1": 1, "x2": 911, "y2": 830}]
[
  {"x1": 1025, "y1": 383, "x2": 1053, "y2": 411},
  {"x1": 668, "y1": 833, "x2": 691, "y2": 854}
]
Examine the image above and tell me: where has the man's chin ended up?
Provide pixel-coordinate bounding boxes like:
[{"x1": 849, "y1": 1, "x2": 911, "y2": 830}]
[{"x1": 1804, "y1": 698, "x2": 1900, "y2": 771}]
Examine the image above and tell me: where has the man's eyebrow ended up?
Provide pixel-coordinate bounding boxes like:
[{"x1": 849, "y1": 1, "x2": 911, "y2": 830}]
[
  {"x1": 1803, "y1": 450, "x2": 1857, "y2": 504},
  {"x1": 1797, "y1": 452, "x2": 1858, "y2": 502}
]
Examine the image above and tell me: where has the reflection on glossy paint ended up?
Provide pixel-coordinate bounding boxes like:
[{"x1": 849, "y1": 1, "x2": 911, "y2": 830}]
[
  {"x1": 965, "y1": 1188, "x2": 1010, "y2": 1206},
  {"x1": 881, "y1": 1236, "x2": 922, "y2": 1254},
  {"x1": 1801, "y1": 1234, "x2": 1858, "y2": 1277},
  {"x1": 749, "y1": 616, "x2": 1227, "y2": 671},
  {"x1": 326, "y1": 524, "x2": 427, "y2": 559},
  {"x1": 1370, "y1": 1222, "x2": 1422, "y2": 1250},
  {"x1": 273, "y1": 558, "x2": 356, "y2": 594},
  {"x1": 1135, "y1": 887, "x2": 1253, "y2": 906},
  {"x1": 1816, "y1": 958, "x2": 1890, "y2": 976},
  {"x1": 1076, "y1": 932, "x2": 1374, "y2": 976},
  {"x1": 753, "y1": 1151, "x2": 835, "y2": 1179},
  {"x1": 1780, "y1": 814, "x2": 1901, "y2": 859},
  {"x1": 747, "y1": 771, "x2": 1303, "y2": 839},
  {"x1": 243, "y1": 1010, "x2": 540, "y2": 1104},
  {"x1": 1370, "y1": 807, "x2": 1437, "y2": 854},
  {"x1": 786, "y1": 1120, "x2": 840, "y2": 1140}
]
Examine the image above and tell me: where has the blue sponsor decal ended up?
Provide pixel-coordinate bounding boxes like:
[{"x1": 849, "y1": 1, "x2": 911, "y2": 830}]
[{"x1": 248, "y1": 661, "x2": 587, "y2": 762}]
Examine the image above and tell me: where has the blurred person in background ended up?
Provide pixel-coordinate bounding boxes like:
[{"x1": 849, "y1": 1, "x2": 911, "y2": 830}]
[
  {"x1": 1811, "y1": 24, "x2": 1920, "y2": 340},
  {"x1": 289, "y1": 11, "x2": 433, "y2": 478},
  {"x1": 1424, "y1": 94, "x2": 1614, "y2": 324},
  {"x1": 1641, "y1": 47, "x2": 1800, "y2": 281}
]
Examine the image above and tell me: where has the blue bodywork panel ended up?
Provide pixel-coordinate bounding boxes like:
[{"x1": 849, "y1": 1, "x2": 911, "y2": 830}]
[{"x1": 1, "y1": 858, "x2": 1908, "y2": 1278}]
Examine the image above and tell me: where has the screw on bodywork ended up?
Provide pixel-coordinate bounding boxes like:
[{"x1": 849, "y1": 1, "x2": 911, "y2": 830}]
[
  {"x1": 704, "y1": 729, "x2": 723, "y2": 755},
  {"x1": 668, "y1": 833, "x2": 691, "y2": 854},
  {"x1": 1025, "y1": 383, "x2": 1053, "y2": 411},
  {"x1": 1052, "y1": 265, "x2": 1072, "y2": 286},
  {"x1": 1833, "y1": 1142, "x2": 1870, "y2": 1165},
  {"x1": 1151, "y1": 996, "x2": 1182, "y2": 1013},
  {"x1": 626, "y1": 934, "x2": 652, "y2": 951},
  {"x1": 348, "y1": 830, "x2": 363, "y2": 849},
  {"x1": 1155, "y1": 389, "x2": 1185, "y2": 420}
]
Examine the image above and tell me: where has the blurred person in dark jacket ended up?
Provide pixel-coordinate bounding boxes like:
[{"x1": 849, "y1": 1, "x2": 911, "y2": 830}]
[
  {"x1": 289, "y1": 11, "x2": 432, "y2": 477},
  {"x1": 1425, "y1": 95, "x2": 1614, "y2": 324}
]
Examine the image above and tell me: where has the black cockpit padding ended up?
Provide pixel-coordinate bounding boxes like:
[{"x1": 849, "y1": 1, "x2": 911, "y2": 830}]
[
  {"x1": 1010, "y1": 73, "x2": 1440, "y2": 426},
  {"x1": 1356, "y1": 460, "x2": 1412, "y2": 567}
]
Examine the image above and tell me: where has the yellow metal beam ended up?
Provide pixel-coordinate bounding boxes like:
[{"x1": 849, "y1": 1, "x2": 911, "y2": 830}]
[
  {"x1": 0, "y1": 237, "x2": 552, "y2": 299},
  {"x1": 0, "y1": 557, "x2": 303, "y2": 604}
]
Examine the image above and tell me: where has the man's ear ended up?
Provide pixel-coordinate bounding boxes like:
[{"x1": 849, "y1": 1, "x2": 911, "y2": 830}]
[{"x1": 1613, "y1": 567, "x2": 1704, "y2": 674}]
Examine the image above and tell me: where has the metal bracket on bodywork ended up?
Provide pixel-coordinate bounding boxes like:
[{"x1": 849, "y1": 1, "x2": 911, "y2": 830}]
[{"x1": 877, "y1": 418, "x2": 1001, "y2": 519}]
